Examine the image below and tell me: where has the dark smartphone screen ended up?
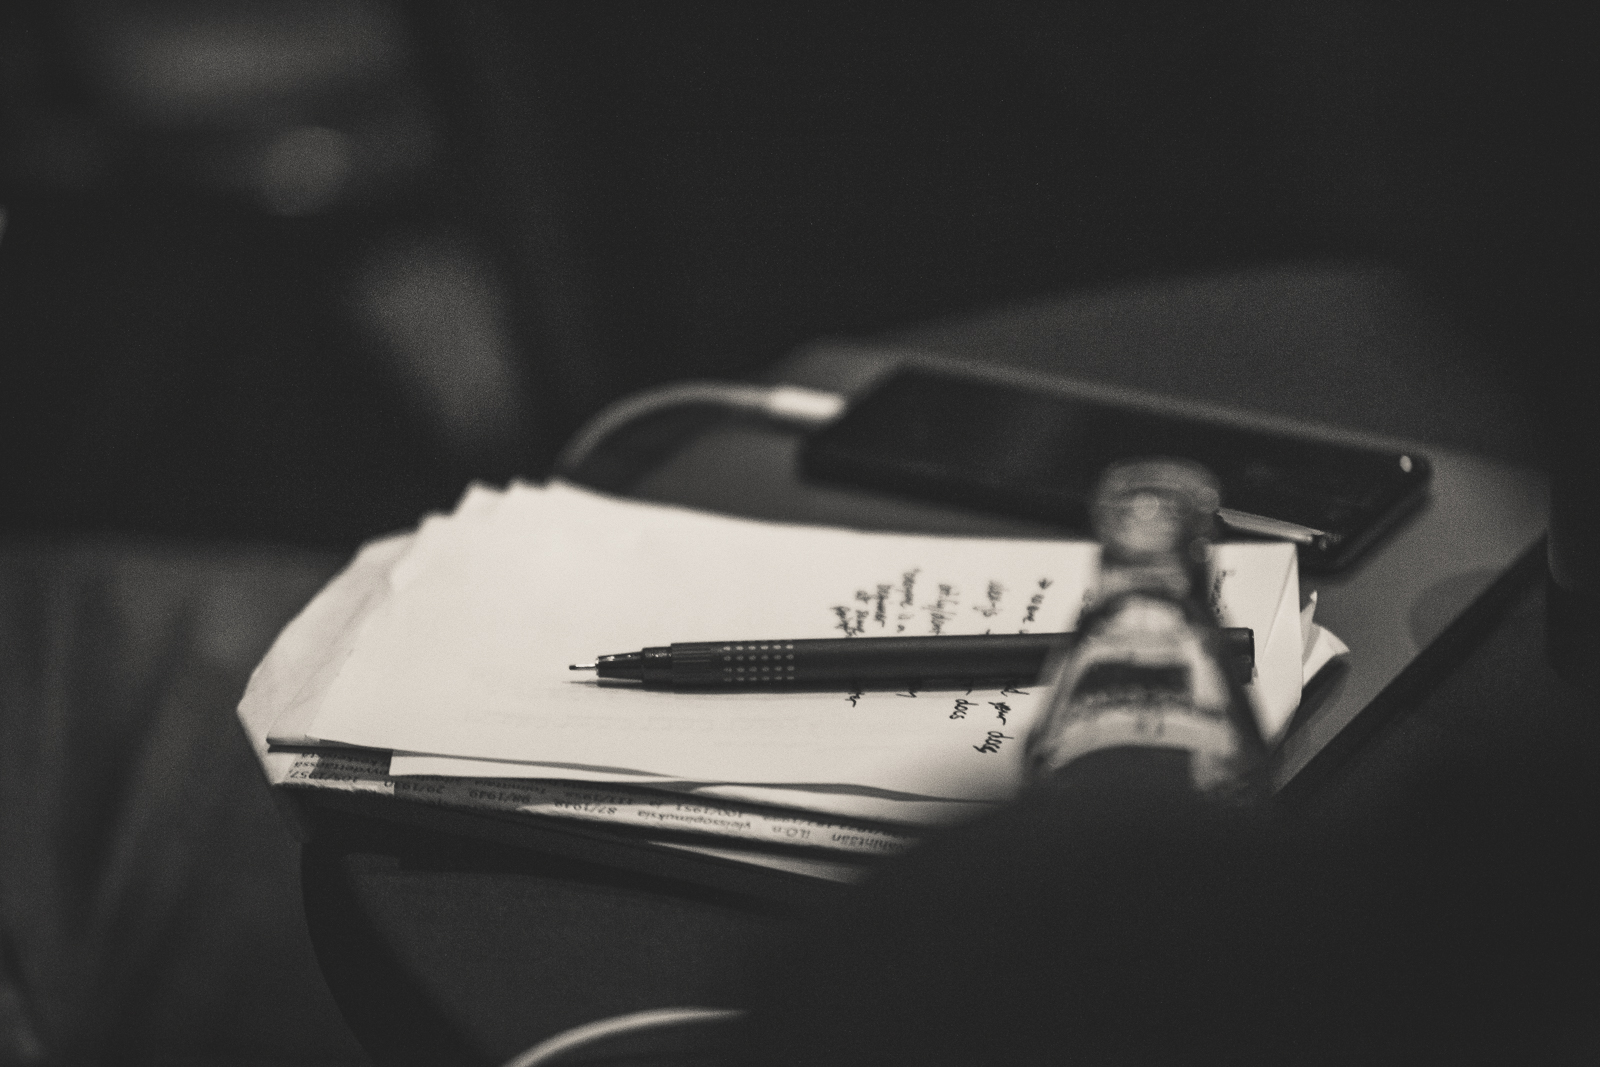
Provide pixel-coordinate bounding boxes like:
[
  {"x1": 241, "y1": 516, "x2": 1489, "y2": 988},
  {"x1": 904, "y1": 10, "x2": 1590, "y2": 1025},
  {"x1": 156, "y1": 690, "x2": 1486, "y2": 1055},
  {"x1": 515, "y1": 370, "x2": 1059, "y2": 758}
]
[{"x1": 798, "y1": 367, "x2": 1430, "y2": 573}]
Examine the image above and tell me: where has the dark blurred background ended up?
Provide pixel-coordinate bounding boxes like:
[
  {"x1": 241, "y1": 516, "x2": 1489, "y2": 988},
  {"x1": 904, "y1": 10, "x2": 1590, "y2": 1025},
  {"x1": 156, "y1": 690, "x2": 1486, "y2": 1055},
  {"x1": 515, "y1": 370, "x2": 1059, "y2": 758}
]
[{"x1": 4, "y1": 2, "x2": 1583, "y2": 551}]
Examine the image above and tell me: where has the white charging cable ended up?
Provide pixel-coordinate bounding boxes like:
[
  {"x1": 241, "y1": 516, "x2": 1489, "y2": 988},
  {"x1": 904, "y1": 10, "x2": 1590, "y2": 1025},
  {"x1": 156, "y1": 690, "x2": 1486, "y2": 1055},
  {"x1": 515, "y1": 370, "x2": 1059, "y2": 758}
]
[
  {"x1": 501, "y1": 1006, "x2": 746, "y2": 1067},
  {"x1": 552, "y1": 380, "x2": 847, "y2": 480}
]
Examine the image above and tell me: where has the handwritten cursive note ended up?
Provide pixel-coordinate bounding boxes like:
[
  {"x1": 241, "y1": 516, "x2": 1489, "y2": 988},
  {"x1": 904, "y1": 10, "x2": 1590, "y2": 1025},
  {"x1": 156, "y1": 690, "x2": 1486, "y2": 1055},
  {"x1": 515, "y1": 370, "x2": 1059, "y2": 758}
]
[
  {"x1": 829, "y1": 566, "x2": 1065, "y2": 755},
  {"x1": 833, "y1": 569, "x2": 1060, "y2": 639}
]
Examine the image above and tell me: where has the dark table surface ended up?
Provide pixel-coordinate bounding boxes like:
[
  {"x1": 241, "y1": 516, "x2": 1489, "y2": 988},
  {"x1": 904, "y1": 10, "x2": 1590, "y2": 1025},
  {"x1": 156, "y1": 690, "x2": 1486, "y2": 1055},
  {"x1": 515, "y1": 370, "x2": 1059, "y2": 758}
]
[{"x1": 297, "y1": 264, "x2": 1592, "y2": 1067}]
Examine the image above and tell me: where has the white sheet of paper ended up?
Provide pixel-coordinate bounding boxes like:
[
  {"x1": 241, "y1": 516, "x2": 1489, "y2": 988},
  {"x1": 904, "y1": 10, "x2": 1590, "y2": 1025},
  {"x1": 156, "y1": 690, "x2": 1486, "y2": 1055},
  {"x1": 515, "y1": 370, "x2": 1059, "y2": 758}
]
[
  {"x1": 303, "y1": 483, "x2": 1301, "y2": 802},
  {"x1": 254, "y1": 531, "x2": 413, "y2": 749}
]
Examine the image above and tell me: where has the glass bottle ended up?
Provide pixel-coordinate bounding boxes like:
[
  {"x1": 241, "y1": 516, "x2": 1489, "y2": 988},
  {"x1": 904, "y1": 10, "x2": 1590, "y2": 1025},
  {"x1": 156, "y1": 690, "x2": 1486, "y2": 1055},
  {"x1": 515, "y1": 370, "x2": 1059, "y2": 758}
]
[{"x1": 1025, "y1": 458, "x2": 1264, "y2": 793}]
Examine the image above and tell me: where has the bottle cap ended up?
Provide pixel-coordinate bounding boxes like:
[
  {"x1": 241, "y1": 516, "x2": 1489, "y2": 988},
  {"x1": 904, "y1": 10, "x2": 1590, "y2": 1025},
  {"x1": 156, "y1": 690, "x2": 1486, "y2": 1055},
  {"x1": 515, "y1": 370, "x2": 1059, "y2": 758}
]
[{"x1": 1091, "y1": 457, "x2": 1221, "y2": 566}]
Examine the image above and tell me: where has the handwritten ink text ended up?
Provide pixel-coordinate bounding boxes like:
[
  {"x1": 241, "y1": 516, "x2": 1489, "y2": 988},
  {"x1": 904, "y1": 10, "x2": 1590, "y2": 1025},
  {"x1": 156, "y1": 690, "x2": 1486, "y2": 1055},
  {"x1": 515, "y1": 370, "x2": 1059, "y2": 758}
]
[{"x1": 973, "y1": 730, "x2": 1014, "y2": 754}]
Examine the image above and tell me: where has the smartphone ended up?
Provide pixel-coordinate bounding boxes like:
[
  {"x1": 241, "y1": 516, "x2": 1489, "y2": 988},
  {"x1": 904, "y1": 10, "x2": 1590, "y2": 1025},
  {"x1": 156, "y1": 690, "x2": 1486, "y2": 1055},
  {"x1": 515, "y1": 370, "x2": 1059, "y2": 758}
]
[{"x1": 798, "y1": 365, "x2": 1430, "y2": 573}]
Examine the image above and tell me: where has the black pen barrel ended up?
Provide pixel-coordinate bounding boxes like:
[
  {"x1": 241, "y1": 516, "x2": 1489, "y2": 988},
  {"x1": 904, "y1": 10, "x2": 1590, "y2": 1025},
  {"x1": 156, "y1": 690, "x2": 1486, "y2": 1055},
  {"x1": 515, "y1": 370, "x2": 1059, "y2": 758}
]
[{"x1": 660, "y1": 634, "x2": 1062, "y2": 686}]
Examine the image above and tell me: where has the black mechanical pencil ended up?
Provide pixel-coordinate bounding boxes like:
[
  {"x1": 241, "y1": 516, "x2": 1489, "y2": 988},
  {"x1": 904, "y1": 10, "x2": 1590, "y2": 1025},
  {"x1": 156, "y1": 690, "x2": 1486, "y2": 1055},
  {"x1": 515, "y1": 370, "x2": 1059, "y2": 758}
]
[{"x1": 569, "y1": 627, "x2": 1254, "y2": 689}]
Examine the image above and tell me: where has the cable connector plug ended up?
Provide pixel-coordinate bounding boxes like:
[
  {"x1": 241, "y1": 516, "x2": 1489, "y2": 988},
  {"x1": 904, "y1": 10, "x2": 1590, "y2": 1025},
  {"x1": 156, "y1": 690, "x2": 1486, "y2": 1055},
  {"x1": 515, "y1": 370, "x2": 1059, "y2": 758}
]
[{"x1": 553, "y1": 381, "x2": 847, "y2": 480}]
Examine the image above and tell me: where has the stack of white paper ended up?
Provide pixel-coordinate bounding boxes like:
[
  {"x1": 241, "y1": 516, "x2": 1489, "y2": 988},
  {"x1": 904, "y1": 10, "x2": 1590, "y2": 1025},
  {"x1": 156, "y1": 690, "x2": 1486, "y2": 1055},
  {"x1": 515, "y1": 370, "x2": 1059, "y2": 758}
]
[{"x1": 243, "y1": 481, "x2": 1342, "y2": 835}]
